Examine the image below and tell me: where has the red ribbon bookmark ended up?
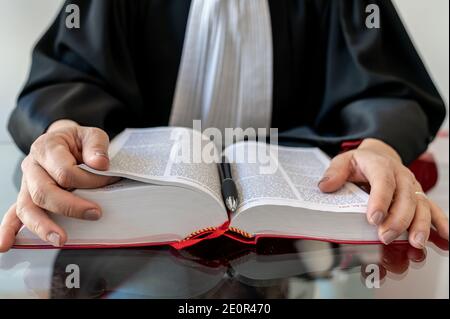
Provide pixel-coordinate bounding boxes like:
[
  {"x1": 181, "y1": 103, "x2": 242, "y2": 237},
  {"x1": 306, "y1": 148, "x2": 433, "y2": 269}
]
[{"x1": 170, "y1": 220, "x2": 231, "y2": 250}]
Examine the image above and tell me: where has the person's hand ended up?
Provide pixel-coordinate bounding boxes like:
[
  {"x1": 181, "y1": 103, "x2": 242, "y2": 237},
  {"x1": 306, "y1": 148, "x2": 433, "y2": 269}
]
[
  {"x1": 0, "y1": 120, "x2": 119, "y2": 252},
  {"x1": 318, "y1": 138, "x2": 449, "y2": 248},
  {"x1": 360, "y1": 228, "x2": 448, "y2": 282},
  {"x1": 360, "y1": 243, "x2": 423, "y2": 283}
]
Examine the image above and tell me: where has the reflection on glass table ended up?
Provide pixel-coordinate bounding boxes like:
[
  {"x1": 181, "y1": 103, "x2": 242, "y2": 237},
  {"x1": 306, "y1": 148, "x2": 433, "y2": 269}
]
[{"x1": 0, "y1": 235, "x2": 448, "y2": 299}]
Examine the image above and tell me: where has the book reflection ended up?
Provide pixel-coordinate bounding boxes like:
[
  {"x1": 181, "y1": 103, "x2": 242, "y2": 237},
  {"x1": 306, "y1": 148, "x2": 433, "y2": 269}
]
[{"x1": 44, "y1": 235, "x2": 442, "y2": 299}]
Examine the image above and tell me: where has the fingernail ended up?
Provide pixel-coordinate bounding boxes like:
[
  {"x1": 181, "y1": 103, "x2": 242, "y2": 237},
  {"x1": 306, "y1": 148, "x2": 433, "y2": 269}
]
[
  {"x1": 414, "y1": 232, "x2": 427, "y2": 248},
  {"x1": 83, "y1": 209, "x2": 100, "y2": 221},
  {"x1": 47, "y1": 232, "x2": 62, "y2": 247},
  {"x1": 370, "y1": 210, "x2": 385, "y2": 226},
  {"x1": 381, "y1": 230, "x2": 397, "y2": 245},
  {"x1": 317, "y1": 177, "x2": 330, "y2": 187},
  {"x1": 94, "y1": 151, "x2": 108, "y2": 158}
]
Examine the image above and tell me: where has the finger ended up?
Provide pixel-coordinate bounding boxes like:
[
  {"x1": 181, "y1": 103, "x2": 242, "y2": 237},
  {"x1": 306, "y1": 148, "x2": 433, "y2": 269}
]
[
  {"x1": 428, "y1": 228, "x2": 449, "y2": 251},
  {"x1": 429, "y1": 200, "x2": 449, "y2": 241},
  {"x1": 380, "y1": 244, "x2": 410, "y2": 274},
  {"x1": 408, "y1": 193, "x2": 431, "y2": 249},
  {"x1": 360, "y1": 159, "x2": 396, "y2": 226},
  {"x1": 23, "y1": 160, "x2": 102, "y2": 220},
  {"x1": 0, "y1": 204, "x2": 23, "y2": 252},
  {"x1": 16, "y1": 181, "x2": 67, "y2": 247},
  {"x1": 30, "y1": 143, "x2": 117, "y2": 189},
  {"x1": 79, "y1": 127, "x2": 110, "y2": 170},
  {"x1": 378, "y1": 170, "x2": 417, "y2": 245},
  {"x1": 318, "y1": 152, "x2": 353, "y2": 193},
  {"x1": 407, "y1": 246, "x2": 426, "y2": 263}
]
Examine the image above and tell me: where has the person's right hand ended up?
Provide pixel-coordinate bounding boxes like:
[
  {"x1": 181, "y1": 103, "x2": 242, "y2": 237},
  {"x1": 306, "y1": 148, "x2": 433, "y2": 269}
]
[
  {"x1": 360, "y1": 228, "x2": 448, "y2": 283},
  {"x1": 0, "y1": 120, "x2": 119, "y2": 252}
]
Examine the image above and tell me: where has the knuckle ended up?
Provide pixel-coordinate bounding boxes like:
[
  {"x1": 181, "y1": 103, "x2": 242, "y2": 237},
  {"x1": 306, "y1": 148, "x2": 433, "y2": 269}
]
[
  {"x1": 29, "y1": 186, "x2": 47, "y2": 207},
  {"x1": 415, "y1": 215, "x2": 431, "y2": 228},
  {"x1": 333, "y1": 152, "x2": 347, "y2": 162},
  {"x1": 401, "y1": 167, "x2": 416, "y2": 183},
  {"x1": 32, "y1": 220, "x2": 44, "y2": 237},
  {"x1": 380, "y1": 173, "x2": 396, "y2": 191},
  {"x1": 407, "y1": 190, "x2": 418, "y2": 206},
  {"x1": 30, "y1": 135, "x2": 47, "y2": 158},
  {"x1": 54, "y1": 167, "x2": 73, "y2": 188},
  {"x1": 53, "y1": 130, "x2": 73, "y2": 144},
  {"x1": 416, "y1": 194, "x2": 429, "y2": 206},
  {"x1": 393, "y1": 215, "x2": 412, "y2": 233},
  {"x1": 20, "y1": 156, "x2": 31, "y2": 173},
  {"x1": 88, "y1": 127, "x2": 108, "y2": 140},
  {"x1": 59, "y1": 201, "x2": 78, "y2": 218},
  {"x1": 377, "y1": 156, "x2": 392, "y2": 168},
  {"x1": 15, "y1": 204, "x2": 26, "y2": 220}
]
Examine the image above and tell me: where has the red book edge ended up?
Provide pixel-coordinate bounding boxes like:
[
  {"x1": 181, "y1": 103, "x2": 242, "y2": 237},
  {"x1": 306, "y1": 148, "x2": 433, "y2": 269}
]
[{"x1": 13, "y1": 227, "x2": 408, "y2": 250}]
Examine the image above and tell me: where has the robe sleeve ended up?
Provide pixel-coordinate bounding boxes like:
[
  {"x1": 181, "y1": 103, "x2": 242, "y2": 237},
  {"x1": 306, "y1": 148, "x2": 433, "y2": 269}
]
[
  {"x1": 279, "y1": 0, "x2": 446, "y2": 165},
  {"x1": 8, "y1": 0, "x2": 143, "y2": 154}
]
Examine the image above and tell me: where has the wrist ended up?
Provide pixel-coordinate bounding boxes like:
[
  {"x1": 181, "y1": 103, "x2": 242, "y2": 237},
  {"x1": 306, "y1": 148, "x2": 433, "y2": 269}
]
[{"x1": 358, "y1": 138, "x2": 402, "y2": 163}]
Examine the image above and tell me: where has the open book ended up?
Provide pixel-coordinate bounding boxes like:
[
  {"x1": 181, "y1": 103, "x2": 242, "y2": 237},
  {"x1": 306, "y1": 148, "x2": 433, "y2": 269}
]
[{"x1": 14, "y1": 127, "x2": 405, "y2": 249}]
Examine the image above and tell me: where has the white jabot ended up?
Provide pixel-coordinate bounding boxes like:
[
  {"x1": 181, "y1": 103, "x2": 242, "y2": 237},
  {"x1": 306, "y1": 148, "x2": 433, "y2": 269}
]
[{"x1": 169, "y1": 0, "x2": 273, "y2": 137}]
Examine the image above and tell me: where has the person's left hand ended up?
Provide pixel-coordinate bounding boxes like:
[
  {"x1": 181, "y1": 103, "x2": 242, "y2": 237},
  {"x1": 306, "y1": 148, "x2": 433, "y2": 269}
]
[{"x1": 318, "y1": 138, "x2": 449, "y2": 248}]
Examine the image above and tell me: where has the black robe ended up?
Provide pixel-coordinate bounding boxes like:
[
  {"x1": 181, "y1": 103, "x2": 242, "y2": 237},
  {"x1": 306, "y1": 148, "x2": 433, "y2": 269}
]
[{"x1": 8, "y1": 0, "x2": 446, "y2": 164}]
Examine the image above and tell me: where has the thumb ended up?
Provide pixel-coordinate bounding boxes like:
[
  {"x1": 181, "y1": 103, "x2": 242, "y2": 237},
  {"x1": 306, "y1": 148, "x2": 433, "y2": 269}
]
[
  {"x1": 318, "y1": 152, "x2": 353, "y2": 193},
  {"x1": 79, "y1": 127, "x2": 111, "y2": 171}
]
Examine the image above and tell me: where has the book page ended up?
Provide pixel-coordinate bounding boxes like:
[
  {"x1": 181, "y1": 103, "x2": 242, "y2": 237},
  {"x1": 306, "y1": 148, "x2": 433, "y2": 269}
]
[
  {"x1": 15, "y1": 178, "x2": 228, "y2": 246},
  {"x1": 224, "y1": 142, "x2": 369, "y2": 214},
  {"x1": 80, "y1": 127, "x2": 223, "y2": 208}
]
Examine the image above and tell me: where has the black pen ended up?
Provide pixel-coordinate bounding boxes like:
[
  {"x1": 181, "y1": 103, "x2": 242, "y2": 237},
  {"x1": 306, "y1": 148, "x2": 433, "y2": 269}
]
[{"x1": 219, "y1": 155, "x2": 239, "y2": 212}]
